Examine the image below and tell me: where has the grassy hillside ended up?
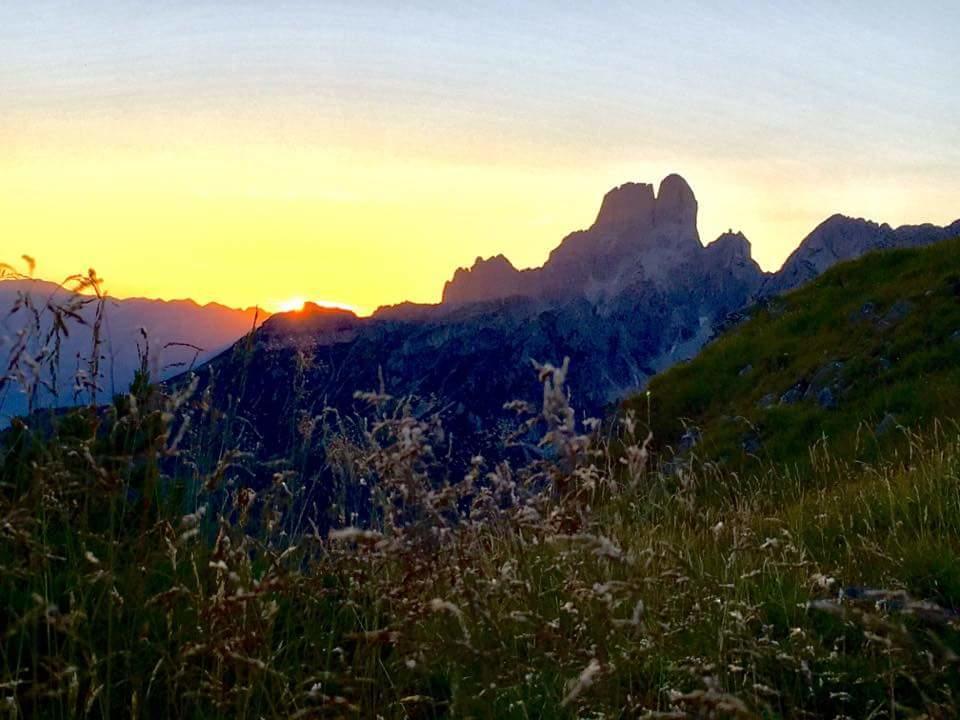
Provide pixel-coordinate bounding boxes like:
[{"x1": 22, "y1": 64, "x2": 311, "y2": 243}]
[
  {"x1": 3, "y1": 245, "x2": 960, "y2": 717},
  {"x1": 632, "y1": 237, "x2": 960, "y2": 475}
]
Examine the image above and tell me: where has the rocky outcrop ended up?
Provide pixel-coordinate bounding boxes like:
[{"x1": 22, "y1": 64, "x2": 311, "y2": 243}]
[
  {"x1": 442, "y1": 174, "x2": 711, "y2": 306},
  {"x1": 442, "y1": 255, "x2": 528, "y2": 305},
  {"x1": 763, "y1": 215, "x2": 960, "y2": 296},
  {"x1": 593, "y1": 182, "x2": 656, "y2": 230}
]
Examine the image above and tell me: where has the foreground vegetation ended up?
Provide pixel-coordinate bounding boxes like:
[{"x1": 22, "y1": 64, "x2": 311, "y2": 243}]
[
  {"x1": 3, "y1": 243, "x2": 960, "y2": 718},
  {"x1": 2, "y1": 358, "x2": 959, "y2": 718}
]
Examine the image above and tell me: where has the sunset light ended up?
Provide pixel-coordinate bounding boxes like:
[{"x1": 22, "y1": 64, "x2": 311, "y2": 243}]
[
  {"x1": 3, "y1": 3, "x2": 959, "y2": 715},
  {"x1": 269, "y1": 296, "x2": 361, "y2": 315},
  {"x1": 2, "y1": 3, "x2": 957, "y2": 313}
]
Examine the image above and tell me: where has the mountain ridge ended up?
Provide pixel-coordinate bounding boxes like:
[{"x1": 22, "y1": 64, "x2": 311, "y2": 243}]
[
  {"x1": 184, "y1": 174, "x2": 957, "y2": 465},
  {"x1": 0, "y1": 278, "x2": 266, "y2": 424}
]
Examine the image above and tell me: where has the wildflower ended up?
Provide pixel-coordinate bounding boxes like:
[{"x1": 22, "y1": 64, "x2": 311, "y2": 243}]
[
  {"x1": 180, "y1": 505, "x2": 207, "y2": 530},
  {"x1": 561, "y1": 658, "x2": 601, "y2": 707},
  {"x1": 810, "y1": 573, "x2": 836, "y2": 590},
  {"x1": 428, "y1": 598, "x2": 470, "y2": 641},
  {"x1": 328, "y1": 527, "x2": 383, "y2": 543}
]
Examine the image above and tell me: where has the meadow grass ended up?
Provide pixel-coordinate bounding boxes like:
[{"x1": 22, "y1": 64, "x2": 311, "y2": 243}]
[
  {"x1": 1, "y1": 356, "x2": 959, "y2": 719},
  {"x1": 2, "y1": 262, "x2": 960, "y2": 718}
]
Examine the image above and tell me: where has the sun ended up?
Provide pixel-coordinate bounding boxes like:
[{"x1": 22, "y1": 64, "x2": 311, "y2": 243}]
[
  {"x1": 274, "y1": 296, "x2": 307, "y2": 313},
  {"x1": 269, "y1": 296, "x2": 362, "y2": 315}
]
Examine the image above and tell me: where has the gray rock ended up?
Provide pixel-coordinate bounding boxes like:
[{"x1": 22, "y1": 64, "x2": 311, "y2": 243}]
[
  {"x1": 758, "y1": 393, "x2": 777, "y2": 409},
  {"x1": 875, "y1": 412, "x2": 898, "y2": 437},
  {"x1": 804, "y1": 361, "x2": 844, "y2": 399},
  {"x1": 780, "y1": 385, "x2": 805, "y2": 405},
  {"x1": 879, "y1": 300, "x2": 912, "y2": 328},
  {"x1": 741, "y1": 433, "x2": 761, "y2": 454},
  {"x1": 817, "y1": 387, "x2": 837, "y2": 409},
  {"x1": 738, "y1": 364, "x2": 753, "y2": 377}
]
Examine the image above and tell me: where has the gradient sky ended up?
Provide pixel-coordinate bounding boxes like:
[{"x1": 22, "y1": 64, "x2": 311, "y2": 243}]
[{"x1": 1, "y1": 1, "x2": 958, "y2": 314}]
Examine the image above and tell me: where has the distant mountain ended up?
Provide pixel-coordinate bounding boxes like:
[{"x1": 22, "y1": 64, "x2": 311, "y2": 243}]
[
  {"x1": 183, "y1": 176, "x2": 769, "y2": 462},
  {"x1": 0, "y1": 279, "x2": 265, "y2": 423},
  {"x1": 761, "y1": 214, "x2": 960, "y2": 295},
  {"x1": 180, "y1": 175, "x2": 959, "y2": 467}
]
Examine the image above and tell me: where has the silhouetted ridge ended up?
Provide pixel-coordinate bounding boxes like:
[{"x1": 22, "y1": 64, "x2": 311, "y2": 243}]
[
  {"x1": 261, "y1": 304, "x2": 361, "y2": 344},
  {"x1": 442, "y1": 254, "x2": 526, "y2": 305}
]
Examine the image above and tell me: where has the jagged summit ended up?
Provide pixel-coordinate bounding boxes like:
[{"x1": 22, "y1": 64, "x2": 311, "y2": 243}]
[
  {"x1": 654, "y1": 173, "x2": 697, "y2": 231},
  {"x1": 762, "y1": 214, "x2": 960, "y2": 296},
  {"x1": 593, "y1": 182, "x2": 656, "y2": 229},
  {"x1": 706, "y1": 231, "x2": 752, "y2": 261},
  {"x1": 591, "y1": 174, "x2": 697, "y2": 234},
  {"x1": 441, "y1": 254, "x2": 525, "y2": 305},
  {"x1": 443, "y1": 174, "x2": 716, "y2": 306}
]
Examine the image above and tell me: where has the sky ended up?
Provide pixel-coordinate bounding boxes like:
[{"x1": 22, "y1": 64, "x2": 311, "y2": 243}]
[{"x1": 1, "y1": 1, "x2": 958, "y2": 315}]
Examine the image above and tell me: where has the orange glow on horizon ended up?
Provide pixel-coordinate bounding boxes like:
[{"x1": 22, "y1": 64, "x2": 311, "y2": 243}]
[
  {"x1": 269, "y1": 296, "x2": 362, "y2": 316},
  {"x1": 2, "y1": 114, "x2": 958, "y2": 315}
]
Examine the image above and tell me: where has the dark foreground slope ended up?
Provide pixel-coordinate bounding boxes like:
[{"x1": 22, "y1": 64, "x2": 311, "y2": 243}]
[{"x1": 632, "y1": 236, "x2": 960, "y2": 471}]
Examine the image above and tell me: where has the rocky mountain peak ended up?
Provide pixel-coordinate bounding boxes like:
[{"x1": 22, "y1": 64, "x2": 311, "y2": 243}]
[
  {"x1": 654, "y1": 174, "x2": 697, "y2": 231},
  {"x1": 441, "y1": 174, "x2": 710, "y2": 305},
  {"x1": 442, "y1": 254, "x2": 525, "y2": 305},
  {"x1": 706, "y1": 231, "x2": 752, "y2": 262},
  {"x1": 593, "y1": 182, "x2": 656, "y2": 230}
]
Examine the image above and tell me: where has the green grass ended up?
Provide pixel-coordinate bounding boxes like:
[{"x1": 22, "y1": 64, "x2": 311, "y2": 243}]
[
  {"x1": 631, "y1": 237, "x2": 960, "y2": 478},
  {"x1": 2, "y1": 364, "x2": 960, "y2": 718},
  {"x1": 4, "y1": 242, "x2": 960, "y2": 717}
]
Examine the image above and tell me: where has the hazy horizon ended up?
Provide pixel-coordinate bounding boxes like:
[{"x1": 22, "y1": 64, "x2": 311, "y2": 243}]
[{"x1": 2, "y1": 1, "x2": 958, "y2": 314}]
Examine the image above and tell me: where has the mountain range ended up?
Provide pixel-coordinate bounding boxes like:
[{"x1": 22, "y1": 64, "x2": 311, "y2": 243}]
[
  {"x1": 181, "y1": 175, "x2": 959, "y2": 462},
  {"x1": 0, "y1": 279, "x2": 265, "y2": 424}
]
